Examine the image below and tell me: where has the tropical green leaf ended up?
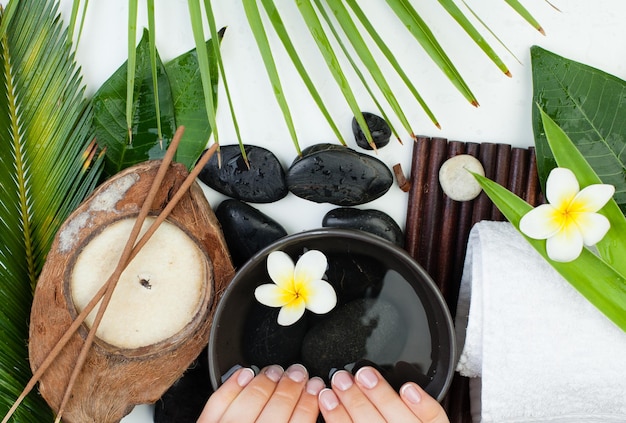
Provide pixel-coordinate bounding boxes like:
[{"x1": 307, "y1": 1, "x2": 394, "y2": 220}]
[
  {"x1": 243, "y1": 0, "x2": 301, "y2": 154},
  {"x1": 296, "y1": 0, "x2": 374, "y2": 146},
  {"x1": 538, "y1": 108, "x2": 626, "y2": 277},
  {"x1": 320, "y1": 0, "x2": 414, "y2": 138},
  {"x1": 504, "y1": 0, "x2": 544, "y2": 34},
  {"x1": 474, "y1": 174, "x2": 626, "y2": 332},
  {"x1": 531, "y1": 46, "x2": 626, "y2": 213},
  {"x1": 344, "y1": 0, "x2": 439, "y2": 129},
  {"x1": 385, "y1": 0, "x2": 478, "y2": 106},
  {"x1": 146, "y1": 0, "x2": 163, "y2": 143},
  {"x1": 314, "y1": 0, "x2": 402, "y2": 143},
  {"x1": 127, "y1": 0, "x2": 139, "y2": 141},
  {"x1": 201, "y1": 1, "x2": 244, "y2": 156},
  {"x1": 438, "y1": 0, "x2": 510, "y2": 75},
  {"x1": 165, "y1": 37, "x2": 220, "y2": 170},
  {"x1": 259, "y1": 0, "x2": 347, "y2": 146},
  {"x1": 187, "y1": 0, "x2": 220, "y2": 146},
  {"x1": 0, "y1": 0, "x2": 104, "y2": 419},
  {"x1": 92, "y1": 29, "x2": 176, "y2": 178}
]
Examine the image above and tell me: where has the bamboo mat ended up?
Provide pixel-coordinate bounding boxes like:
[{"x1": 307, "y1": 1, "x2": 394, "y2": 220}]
[{"x1": 403, "y1": 136, "x2": 544, "y2": 423}]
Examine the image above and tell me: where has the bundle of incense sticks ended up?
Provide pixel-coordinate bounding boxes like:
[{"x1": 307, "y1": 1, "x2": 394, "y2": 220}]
[{"x1": 403, "y1": 136, "x2": 543, "y2": 423}]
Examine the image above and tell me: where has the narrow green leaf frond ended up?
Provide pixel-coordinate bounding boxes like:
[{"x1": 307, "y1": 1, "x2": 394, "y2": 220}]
[
  {"x1": 187, "y1": 0, "x2": 219, "y2": 145},
  {"x1": 296, "y1": 0, "x2": 371, "y2": 145},
  {"x1": 438, "y1": 0, "x2": 510, "y2": 75},
  {"x1": 127, "y1": 0, "x2": 138, "y2": 142},
  {"x1": 260, "y1": 0, "x2": 346, "y2": 146},
  {"x1": 385, "y1": 0, "x2": 478, "y2": 106},
  {"x1": 202, "y1": 1, "x2": 245, "y2": 157},
  {"x1": 314, "y1": 0, "x2": 402, "y2": 142},
  {"x1": 243, "y1": 0, "x2": 300, "y2": 155},
  {"x1": 320, "y1": 0, "x2": 413, "y2": 139},
  {"x1": 504, "y1": 0, "x2": 544, "y2": 34},
  {"x1": 345, "y1": 0, "x2": 439, "y2": 130}
]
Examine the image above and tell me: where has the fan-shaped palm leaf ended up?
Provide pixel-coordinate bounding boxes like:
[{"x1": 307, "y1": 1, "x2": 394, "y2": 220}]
[{"x1": 0, "y1": 0, "x2": 103, "y2": 420}]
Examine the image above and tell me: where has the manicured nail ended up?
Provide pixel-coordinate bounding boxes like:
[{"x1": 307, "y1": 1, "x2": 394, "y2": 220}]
[
  {"x1": 306, "y1": 377, "x2": 325, "y2": 396},
  {"x1": 286, "y1": 364, "x2": 308, "y2": 383},
  {"x1": 400, "y1": 383, "x2": 422, "y2": 404},
  {"x1": 331, "y1": 370, "x2": 353, "y2": 391},
  {"x1": 355, "y1": 367, "x2": 379, "y2": 389},
  {"x1": 236, "y1": 368, "x2": 255, "y2": 387},
  {"x1": 319, "y1": 388, "x2": 339, "y2": 411},
  {"x1": 264, "y1": 365, "x2": 284, "y2": 383}
]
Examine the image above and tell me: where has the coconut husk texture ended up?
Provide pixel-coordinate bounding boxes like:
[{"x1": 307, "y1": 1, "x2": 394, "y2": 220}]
[{"x1": 29, "y1": 160, "x2": 235, "y2": 423}]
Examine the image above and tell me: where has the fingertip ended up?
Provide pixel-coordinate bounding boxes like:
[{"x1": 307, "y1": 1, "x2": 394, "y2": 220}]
[
  {"x1": 400, "y1": 382, "x2": 422, "y2": 404},
  {"x1": 263, "y1": 364, "x2": 284, "y2": 383},
  {"x1": 318, "y1": 388, "x2": 340, "y2": 411},
  {"x1": 305, "y1": 377, "x2": 325, "y2": 396},
  {"x1": 236, "y1": 367, "x2": 256, "y2": 387}
]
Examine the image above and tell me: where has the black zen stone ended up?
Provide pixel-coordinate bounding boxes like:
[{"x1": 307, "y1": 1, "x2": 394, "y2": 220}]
[
  {"x1": 215, "y1": 199, "x2": 287, "y2": 268},
  {"x1": 154, "y1": 347, "x2": 213, "y2": 423},
  {"x1": 198, "y1": 144, "x2": 288, "y2": 203},
  {"x1": 301, "y1": 298, "x2": 406, "y2": 382},
  {"x1": 322, "y1": 207, "x2": 404, "y2": 247},
  {"x1": 287, "y1": 144, "x2": 393, "y2": 206},
  {"x1": 352, "y1": 112, "x2": 392, "y2": 150},
  {"x1": 243, "y1": 303, "x2": 308, "y2": 369}
]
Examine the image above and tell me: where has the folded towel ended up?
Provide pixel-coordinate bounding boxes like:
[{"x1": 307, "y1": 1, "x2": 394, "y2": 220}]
[{"x1": 455, "y1": 221, "x2": 626, "y2": 423}]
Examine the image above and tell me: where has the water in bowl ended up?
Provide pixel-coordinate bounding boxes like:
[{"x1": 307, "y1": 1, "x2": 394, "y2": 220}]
[{"x1": 220, "y1": 246, "x2": 445, "y2": 396}]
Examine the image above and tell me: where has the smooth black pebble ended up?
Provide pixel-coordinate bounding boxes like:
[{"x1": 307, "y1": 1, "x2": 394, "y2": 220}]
[
  {"x1": 215, "y1": 199, "x2": 287, "y2": 268},
  {"x1": 287, "y1": 143, "x2": 393, "y2": 206},
  {"x1": 198, "y1": 144, "x2": 288, "y2": 203},
  {"x1": 322, "y1": 207, "x2": 404, "y2": 247}
]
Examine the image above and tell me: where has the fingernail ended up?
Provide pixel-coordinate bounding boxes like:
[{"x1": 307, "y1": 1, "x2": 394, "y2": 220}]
[
  {"x1": 236, "y1": 368, "x2": 255, "y2": 387},
  {"x1": 400, "y1": 383, "x2": 422, "y2": 404},
  {"x1": 331, "y1": 370, "x2": 353, "y2": 391},
  {"x1": 319, "y1": 388, "x2": 339, "y2": 411},
  {"x1": 355, "y1": 367, "x2": 379, "y2": 389},
  {"x1": 306, "y1": 377, "x2": 325, "y2": 396},
  {"x1": 264, "y1": 365, "x2": 284, "y2": 383},
  {"x1": 286, "y1": 364, "x2": 308, "y2": 383}
]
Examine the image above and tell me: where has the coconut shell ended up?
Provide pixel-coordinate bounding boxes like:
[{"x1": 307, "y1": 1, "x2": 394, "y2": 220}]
[{"x1": 29, "y1": 160, "x2": 234, "y2": 423}]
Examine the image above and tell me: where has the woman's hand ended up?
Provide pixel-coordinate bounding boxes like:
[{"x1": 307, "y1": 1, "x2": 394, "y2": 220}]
[
  {"x1": 319, "y1": 367, "x2": 450, "y2": 423},
  {"x1": 197, "y1": 364, "x2": 324, "y2": 423}
]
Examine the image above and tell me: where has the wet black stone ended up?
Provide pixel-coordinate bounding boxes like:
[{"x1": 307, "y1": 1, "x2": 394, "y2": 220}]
[
  {"x1": 242, "y1": 303, "x2": 308, "y2": 369},
  {"x1": 215, "y1": 199, "x2": 287, "y2": 268},
  {"x1": 301, "y1": 298, "x2": 406, "y2": 381},
  {"x1": 322, "y1": 207, "x2": 404, "y2": 247},
  {"x1": 287, "y1": 144, "x2": 393, "y2": 206},
  {"x1": 154, "y1": 348, "x2": 212, "y2": 423},
  {"x1": 352, "y1": 112, "x2": 392, "y2": 150},
  {"x1": 198, "y1": 144, "x2": 288, "y2": 203},
  {"x1": 325, "y1": 253, "x2": 385, "y2": 306}
]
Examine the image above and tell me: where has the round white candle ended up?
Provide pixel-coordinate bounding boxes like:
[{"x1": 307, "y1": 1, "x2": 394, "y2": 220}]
[{"x1": 70, "y1": 216, "x2": 209, "y2": 349}]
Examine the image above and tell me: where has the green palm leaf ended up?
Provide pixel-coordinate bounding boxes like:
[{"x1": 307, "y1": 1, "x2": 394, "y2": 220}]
[{"x1": 0, "y1": 0, "x2": 103, "y2": 420}]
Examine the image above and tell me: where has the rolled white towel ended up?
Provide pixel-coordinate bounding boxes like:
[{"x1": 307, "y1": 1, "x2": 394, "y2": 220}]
[{"x1": 455, "y1": 220, "x2": 626, "y2": 423}]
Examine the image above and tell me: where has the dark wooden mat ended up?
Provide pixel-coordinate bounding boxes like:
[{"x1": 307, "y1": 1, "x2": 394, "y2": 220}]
[{"x1": 403, "y1": 136, "x2": 544, "y2": 423}]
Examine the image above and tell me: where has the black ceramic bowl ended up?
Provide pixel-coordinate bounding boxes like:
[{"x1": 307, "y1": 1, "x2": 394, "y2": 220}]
[{"x1": 208, "y1": 228, "x2": 455, "y2": 401}]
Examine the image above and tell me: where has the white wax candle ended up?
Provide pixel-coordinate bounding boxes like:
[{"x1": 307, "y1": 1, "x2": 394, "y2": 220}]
[{"x1": 70, "y1": 216, "x2": 209, "y2": 349}]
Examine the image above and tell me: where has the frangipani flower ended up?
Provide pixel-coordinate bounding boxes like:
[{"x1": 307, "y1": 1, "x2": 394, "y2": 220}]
[
  {"x1": 519, "y1": 167, "x2": 615, "y2": 262},
  {"x1": 254, "y1": 250, "x2": 337, "y2": 326}
]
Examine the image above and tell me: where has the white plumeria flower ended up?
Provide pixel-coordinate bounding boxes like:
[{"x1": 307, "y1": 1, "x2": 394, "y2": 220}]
[
  {"x1": 519, "y1": 167, "x2": 615, "y2": 262},
  {"x1": 254, "y1": 250, "x2": 337, "y2": 326}
]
